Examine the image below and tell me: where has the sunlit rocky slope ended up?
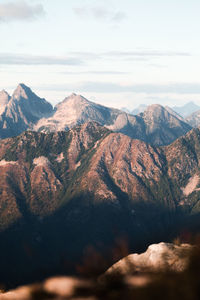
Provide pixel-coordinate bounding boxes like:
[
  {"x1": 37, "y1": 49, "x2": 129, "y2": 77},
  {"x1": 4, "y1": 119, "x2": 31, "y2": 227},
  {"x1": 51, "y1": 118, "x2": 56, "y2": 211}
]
[
  {"x1": 0, "y1": 84, "x2": 192, "y2": 145},
  {"x1": 0, "y1": 122, "x2": 200, "y2": 285}
]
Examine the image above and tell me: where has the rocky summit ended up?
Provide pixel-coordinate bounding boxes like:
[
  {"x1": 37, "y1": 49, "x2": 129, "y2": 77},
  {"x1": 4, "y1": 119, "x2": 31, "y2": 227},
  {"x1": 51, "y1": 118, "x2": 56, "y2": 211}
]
[
  {"x1": 34, "y1": 92, "x2": 192, "y2": 146},
  {"x1": 0, "y1": 84, "x2": 193, "y2": 145},
  {"x1": 0, "y1": 84, "x2": 53, "y2": 139}
]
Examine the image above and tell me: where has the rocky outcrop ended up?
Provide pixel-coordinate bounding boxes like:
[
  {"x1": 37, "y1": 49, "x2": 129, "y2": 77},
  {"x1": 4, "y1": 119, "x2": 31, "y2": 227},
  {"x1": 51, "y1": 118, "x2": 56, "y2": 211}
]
[{"x1": 104, "y1": 242, "x2": 193, "y2": 276}]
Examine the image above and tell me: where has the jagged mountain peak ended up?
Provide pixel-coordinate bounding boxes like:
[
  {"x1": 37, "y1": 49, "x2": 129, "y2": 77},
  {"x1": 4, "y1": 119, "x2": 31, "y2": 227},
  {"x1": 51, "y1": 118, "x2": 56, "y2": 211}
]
[
  {"x1": 12, "y1": 83, "x2": 42, "y2": 100},
  {"x1": 35, "y1": 93, "x2": 111, "y2": 133},
  {"x1": 0, "y1": 84, "x2": 53, "y2": 139},
  {"x1": 12, "y1": 83, "x2": 35, "y2": 100},
  {"x1": 142, "y1": 104, "x2": 172, "y2": 121},
  {"x1": 0, "y1": 90, "x2": 11, "y2": 114},
  {"x1": 57, "y1": 93, "x2": 91, "y2": 108},
  {"x1": 0, "y1": 89, "x2": 10, "y2": 97},
  {"x1": 0, "y1": 89, "x2": 10, "y2": 101},
  {"x1": 143, "y1": 103, "x2": 184, "y2": 121},
  {"x1": 144, "y1": 103, "x2": 167, "y2": 112}
]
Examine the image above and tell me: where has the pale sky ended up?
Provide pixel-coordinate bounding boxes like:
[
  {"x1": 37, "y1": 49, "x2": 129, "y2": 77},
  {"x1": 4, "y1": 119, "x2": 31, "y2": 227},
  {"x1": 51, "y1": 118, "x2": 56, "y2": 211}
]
[{"x1": 0, "y1": 0, "x2": 200, "y2": 109}]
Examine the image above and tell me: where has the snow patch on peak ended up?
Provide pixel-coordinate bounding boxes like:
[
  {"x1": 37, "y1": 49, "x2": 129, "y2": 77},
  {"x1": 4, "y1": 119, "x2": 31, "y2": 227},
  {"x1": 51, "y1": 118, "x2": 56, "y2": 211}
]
[{"x1": 33, "y1": 156, "x2": 50, "y2": 167}]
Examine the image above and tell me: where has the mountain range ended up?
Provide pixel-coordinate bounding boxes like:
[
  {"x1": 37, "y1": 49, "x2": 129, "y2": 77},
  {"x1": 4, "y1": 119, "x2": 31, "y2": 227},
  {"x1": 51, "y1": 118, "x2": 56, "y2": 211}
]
[
  {"x1": 1, "y1": 83, "x2": 200, "y2": 287},
  {"x1": 1, "y1": 120, "x2": 200, "y2": 285},
  {"x1": 124, "y1": 101, "x2": 200, "y2": 119},
  {"x1": 0, "y1": 84, "x2": 195, "y2": 146}
]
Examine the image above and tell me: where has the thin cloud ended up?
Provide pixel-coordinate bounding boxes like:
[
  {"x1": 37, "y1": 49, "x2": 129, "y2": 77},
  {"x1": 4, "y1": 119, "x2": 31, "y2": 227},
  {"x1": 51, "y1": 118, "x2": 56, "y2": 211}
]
[
  {"x1": 61, "y1": 71, "x2": 129, "y2": 75},
  {"x1": 68, "y1": 50, "x2": 191, "y2": 61},
  {"x1": 73, "y1": 5, "x2": 126, "y2": 23},
  {"x1": 0, "y1": 0, "x2": 45, "y2": 22},
  {"x1": 0, "y1": 54, "x2": 83, "y2": 65},
  {"x1": 46, "y1": 82, "x2": 200, "y2": 94},
  {"x1": 104, "y1": 51, "x2": 191, "y2": 57},
  {"x1": 0, "y1": 50, "x2": 191, "y2": 66}
]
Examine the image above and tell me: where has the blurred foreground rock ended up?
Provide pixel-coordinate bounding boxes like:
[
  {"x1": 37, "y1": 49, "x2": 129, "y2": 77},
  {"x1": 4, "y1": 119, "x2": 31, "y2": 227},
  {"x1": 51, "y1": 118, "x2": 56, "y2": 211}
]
[
  {"x1": 103, "y1": 242, "x2": 193, "y2": 278},
  {"x1": 1, "y1": 242, "x2": 200, "y2": 300}
]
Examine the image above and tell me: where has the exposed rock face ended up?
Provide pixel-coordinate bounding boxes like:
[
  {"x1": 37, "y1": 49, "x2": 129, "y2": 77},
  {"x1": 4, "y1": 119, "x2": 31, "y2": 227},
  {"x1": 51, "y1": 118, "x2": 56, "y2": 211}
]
[
  {"x1": 0, "y1": 122, "x2": 200, "y2": 286},
  {"x1": 0, "y1": 90, "x2": 11, "y2": 114},
  {"x1": 0, "y1": 85, "x2": 193, "y2": 145},
  {"x1": 105, "y1": 242, "x2": 193, "y2": 276},
  {"x1": 0, "y1": 122, "x2": 200, "y2": 233},
  {"x1": 139, "y1": 104, "x2": 192, "y2": 145},
  {"x1": 34, "y1": 94, "x2": 192, "y2": 146},
  {"x1": 0, "y1": 84, "x2": 53, "y2": 139}
]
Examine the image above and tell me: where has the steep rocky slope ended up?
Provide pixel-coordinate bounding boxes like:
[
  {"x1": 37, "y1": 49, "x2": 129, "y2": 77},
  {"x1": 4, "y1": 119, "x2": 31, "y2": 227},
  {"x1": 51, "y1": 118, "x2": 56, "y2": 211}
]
[
  {"x1": 138, "y1": 104, "x2": 191, "y2": 145},
  {"x1": 0, "y1": 85, "x2": 192, "y2": 145},
  {"x1": 0, "y1": 84, "x2": 53, "y2": 139},
  {"x1": 0, "y1": 122, "x2": 200, "y2": 286},
  {"x1": 0, "y1": 90, "x2": 11, "y2": 114}
]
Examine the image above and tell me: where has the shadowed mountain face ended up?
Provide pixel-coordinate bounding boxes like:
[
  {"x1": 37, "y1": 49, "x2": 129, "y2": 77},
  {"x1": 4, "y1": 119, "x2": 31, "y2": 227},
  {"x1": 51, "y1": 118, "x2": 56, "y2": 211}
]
[
  {"x1": 0, "y1": 84, "x2": 53, "y2": 139},
  {"x1": 0, "y1": 122, "x2": 200, "y2": 286}
]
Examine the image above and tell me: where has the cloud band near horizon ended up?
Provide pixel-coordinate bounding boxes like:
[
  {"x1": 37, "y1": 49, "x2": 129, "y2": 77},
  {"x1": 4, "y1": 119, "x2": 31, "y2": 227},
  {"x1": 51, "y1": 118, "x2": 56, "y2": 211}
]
[{"x1": 36, "y1": 82, "x2": 200, "y2": 95}]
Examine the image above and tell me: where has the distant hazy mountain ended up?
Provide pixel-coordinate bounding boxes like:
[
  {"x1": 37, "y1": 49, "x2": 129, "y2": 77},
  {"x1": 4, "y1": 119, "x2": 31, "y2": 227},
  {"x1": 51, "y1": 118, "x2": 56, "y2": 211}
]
[
  {"x1": 131, "y1": 104, "x2": 147, "y2": 115},
  {"x1": 120, "y1": 107, "x2": 131, "y2": 113},
  {"x1": 135, "y1": 104, "x2": 192, "y2": 145},
  {"x1": 0, "y1": 84, "x2": 53, "y2": 139},
  {"x1": 34, "y1": 94, "x2": 192, "y2": 146},
  {"x1": 186, "y1": 109, "x2": 200, "y2": 127},
  {"x1": 172, "y1": 101, "x2": 200, "y2": 118},
  {"x1": 123, "y1": 101, "x2": 200, "y2": 119}
]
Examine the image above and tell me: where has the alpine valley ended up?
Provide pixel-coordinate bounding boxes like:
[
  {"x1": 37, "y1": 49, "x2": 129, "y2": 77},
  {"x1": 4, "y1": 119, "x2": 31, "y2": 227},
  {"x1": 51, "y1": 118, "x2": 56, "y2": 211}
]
[{"x1": 1, "y1": 84, "x2": 200, "y2": 287}]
